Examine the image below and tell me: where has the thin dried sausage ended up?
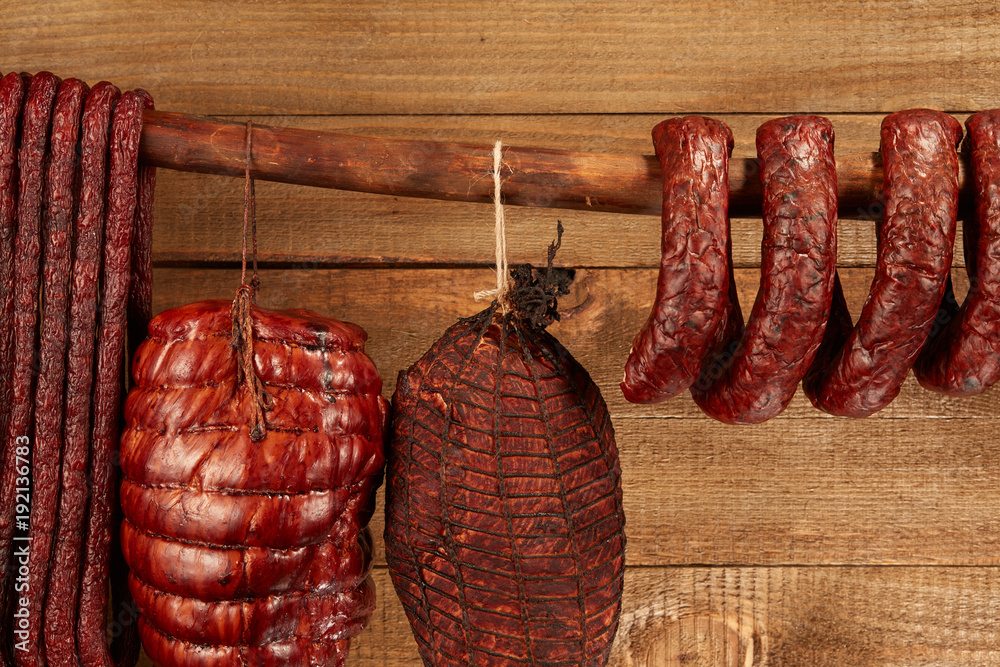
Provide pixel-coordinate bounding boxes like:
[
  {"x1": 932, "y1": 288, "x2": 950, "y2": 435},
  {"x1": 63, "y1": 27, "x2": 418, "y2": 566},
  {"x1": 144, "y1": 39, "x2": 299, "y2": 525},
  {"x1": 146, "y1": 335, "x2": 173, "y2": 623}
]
[
  {"x1": 20, "y1": 77, "x2": 87, "y2": 667},
  {"x1": 43, "y1": 81, "x2": 121, "y2": 667},
  {"x1": 0, "y1": 71, "x2": 59, "y2": 658},
  {"x1": 78, "y1": 90, "x2": 143, "y2": 667},
  {"x1": 111, "y1": 86, "x2": 155, "y2": 667},
  {"x1": 0, "y1": 72, "x2": 26, "y2": 665}
]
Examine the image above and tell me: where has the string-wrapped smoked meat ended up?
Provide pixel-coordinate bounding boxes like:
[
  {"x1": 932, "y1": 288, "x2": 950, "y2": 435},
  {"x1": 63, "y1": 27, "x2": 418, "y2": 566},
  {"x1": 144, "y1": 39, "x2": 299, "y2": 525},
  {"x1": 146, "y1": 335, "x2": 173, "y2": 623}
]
[
  {"x1": 385, "y1": 246, "x2": 626, "y2": 667},
  {"x1": 119, "y1": 300, "x2": 388, "y2": 666}
]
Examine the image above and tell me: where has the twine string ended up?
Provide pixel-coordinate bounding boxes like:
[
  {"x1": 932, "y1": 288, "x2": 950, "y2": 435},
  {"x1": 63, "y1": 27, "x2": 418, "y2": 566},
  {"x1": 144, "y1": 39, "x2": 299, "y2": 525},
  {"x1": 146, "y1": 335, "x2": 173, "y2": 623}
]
[
  {"x1": 231, "y1": 119, "x2": 271, "y2": 442},
  {"x1": 242, "y1": 120, "x2": 260, "y2": 298},
  {"x1": 473, "y1": 139, "x2": 511, "y2": 312}
]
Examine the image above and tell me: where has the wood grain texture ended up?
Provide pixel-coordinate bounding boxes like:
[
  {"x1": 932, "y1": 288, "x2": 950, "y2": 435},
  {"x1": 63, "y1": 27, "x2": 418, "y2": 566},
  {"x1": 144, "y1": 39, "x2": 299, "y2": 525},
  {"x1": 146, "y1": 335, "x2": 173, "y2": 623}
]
[
  {"x1": 7, "y1": 1, "x2": 998, "y2": 663},
  {"x1": 358, "y1": 415, "x2": 1000, "y2": 568},
  {"x1": 150, "y1": 266, "x2": 994, "y2": 421},
  {"x1": 4, "y1": 1, "x2": 1000, "y2": 115},
  {"x1": 137, "y1": 110, "x2": 976, "y2": 222},
  {"x1": 351, "y1": 566, "x2": 1000, "y2": 666},
  {"x1": 130, "y1": 565, "x2": 1000, "y2": 666},
  {"x1": 149, "y1": 112, "x2": 969, "y2": 269}
]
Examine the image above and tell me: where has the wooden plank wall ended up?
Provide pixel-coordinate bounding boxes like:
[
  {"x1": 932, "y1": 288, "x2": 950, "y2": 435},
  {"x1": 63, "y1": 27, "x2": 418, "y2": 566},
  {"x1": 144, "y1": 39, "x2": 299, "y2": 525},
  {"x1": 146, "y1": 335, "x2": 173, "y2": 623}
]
[{"x1": 5, "y1": 1, "x2": 1000, "y2": 665}]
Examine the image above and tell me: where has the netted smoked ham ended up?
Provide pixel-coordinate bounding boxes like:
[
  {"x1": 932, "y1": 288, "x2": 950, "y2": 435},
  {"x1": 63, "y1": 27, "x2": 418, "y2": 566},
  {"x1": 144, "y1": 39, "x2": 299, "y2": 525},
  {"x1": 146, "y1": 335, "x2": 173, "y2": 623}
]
[
  {"x1": 120, "y1": 300, "x2": 388, "y2": 666},
  {"x1": 385, "y1": 258, "x2": 626, "y2": 666}
]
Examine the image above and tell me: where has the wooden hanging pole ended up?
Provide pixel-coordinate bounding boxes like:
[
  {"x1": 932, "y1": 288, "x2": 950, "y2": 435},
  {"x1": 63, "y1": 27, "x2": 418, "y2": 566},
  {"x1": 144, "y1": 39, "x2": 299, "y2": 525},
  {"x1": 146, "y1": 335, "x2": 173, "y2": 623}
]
[{"x1": 138, "y1": 109, "x2": 973, "y2": 218}]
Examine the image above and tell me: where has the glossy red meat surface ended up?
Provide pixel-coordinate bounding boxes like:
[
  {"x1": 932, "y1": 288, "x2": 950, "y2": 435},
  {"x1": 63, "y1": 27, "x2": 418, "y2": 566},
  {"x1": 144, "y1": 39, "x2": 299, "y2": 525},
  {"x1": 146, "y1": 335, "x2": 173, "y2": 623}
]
[{"x1": 120, "y1": 300, "x2": 387, "y2": 666}]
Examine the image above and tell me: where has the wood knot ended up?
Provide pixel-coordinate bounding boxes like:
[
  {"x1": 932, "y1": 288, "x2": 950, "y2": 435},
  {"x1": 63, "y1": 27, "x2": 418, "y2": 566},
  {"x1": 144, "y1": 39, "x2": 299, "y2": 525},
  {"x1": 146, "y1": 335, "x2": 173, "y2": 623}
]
[{"x1": 617, "y1": 612, "x2": 761, "y2": 667}]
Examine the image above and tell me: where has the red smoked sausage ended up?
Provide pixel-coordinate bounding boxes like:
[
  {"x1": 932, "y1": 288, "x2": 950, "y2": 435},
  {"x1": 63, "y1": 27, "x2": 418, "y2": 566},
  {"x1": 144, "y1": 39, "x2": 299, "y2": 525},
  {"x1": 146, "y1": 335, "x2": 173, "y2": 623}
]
[
  {"x1": 0, "y1": 72, "x2": 60, "y2": 662},
  {"x1": 692, "y1": 116, "x2": 838, "y2": 424},
  {"x1": 0, "y1": 69, "x2": 26, "y2": 667},
  {"x1": 804, "y1": 109, "x2": 962, "y2": 417},
  {"x1": 621, "y1": 116, "x2": 733, "y2": 404},
  {"x1": 43, "y1": 81, "x2": 121, "y2": 667},
  {"x1": 21, "y1": 76, "x2": 88, "y2": 667},
  {"x1": 915, "y1": 109, "x2": 1000, "y2": 395},
  {"x1": 78, "y1": 90, "x2": 143, "y2": 667}
]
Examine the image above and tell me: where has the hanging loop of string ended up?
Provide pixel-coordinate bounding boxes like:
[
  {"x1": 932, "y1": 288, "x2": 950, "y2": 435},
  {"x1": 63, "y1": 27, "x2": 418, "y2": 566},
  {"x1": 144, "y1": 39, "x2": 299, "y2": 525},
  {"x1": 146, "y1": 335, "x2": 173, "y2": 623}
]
[
  {"x1": 241, "y1": 119, "x2": 260, "y2": 299},
  {"x1": 231, "y1": 119, "x2": 271, "y2": 441},
  {"x1": 474, "y1": 139, "x2": 511, "y2": 313}
]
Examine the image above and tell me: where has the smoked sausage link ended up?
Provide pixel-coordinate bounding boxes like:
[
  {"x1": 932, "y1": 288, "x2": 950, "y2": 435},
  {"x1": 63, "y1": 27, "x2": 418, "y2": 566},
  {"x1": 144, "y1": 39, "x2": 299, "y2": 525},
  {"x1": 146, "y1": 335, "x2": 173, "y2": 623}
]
[
  {"x1": 621, "y1": 116, "x2": 733, "y2": 404},
  {"x1": 691, "y1": 116, "x2": 838, "y2": 424},
  {"x1": 43, "y1": 81, "x2": 120, "y2": 667},
  {"x1": 0, "y1": 72, "x2": 26, "y2": 664},
  {"x1": 78, "y1": 90, "x2": 143, "y2": 667},
  {"x1": 805, "y1": 109, "x2": 962, "y2": 417},
  {"x1": 0, "y1": 72, "x2": 60, "y2": 654},
  {"x1": 915, "y1": 110, "x2": 1000, "y2": 395}
]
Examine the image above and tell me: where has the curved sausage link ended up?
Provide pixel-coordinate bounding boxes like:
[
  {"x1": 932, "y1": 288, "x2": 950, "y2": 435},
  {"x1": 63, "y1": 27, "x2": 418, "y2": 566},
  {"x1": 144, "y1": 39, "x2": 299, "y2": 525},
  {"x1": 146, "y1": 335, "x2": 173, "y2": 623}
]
[
  {"x1": 805, "y1": 109, "x2": 962, "y2": 417},
  {"x1": 914, "y1": 110, "x2": 1000, "y2": 395},
  {"x1": 621, "y1": 116, "x2": 733, "y2": 404},
  {"x1": 691, "y1": 116, "x2": 838, "y2": 424}
]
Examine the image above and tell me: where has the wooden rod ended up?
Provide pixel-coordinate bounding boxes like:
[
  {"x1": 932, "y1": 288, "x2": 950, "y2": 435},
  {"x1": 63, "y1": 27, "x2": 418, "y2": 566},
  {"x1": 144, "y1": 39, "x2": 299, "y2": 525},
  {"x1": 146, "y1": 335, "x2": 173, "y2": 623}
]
[{"x1": 139, "y1": 110, "x2": 972, "y2": 218}]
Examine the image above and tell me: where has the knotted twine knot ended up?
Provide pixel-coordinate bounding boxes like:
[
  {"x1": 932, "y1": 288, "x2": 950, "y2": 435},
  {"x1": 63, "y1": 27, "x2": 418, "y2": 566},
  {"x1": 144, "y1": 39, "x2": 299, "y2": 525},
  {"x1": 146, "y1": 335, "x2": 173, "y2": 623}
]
[
  {"x1": 509, "y1": 220, "x2": 570, "y2": 329},
  {"x1": 231, "y1": 284, "x2": 273, "y2": 441},
  {"x1": 230, "y1": 120, "x2": 272, "y2": 441}
]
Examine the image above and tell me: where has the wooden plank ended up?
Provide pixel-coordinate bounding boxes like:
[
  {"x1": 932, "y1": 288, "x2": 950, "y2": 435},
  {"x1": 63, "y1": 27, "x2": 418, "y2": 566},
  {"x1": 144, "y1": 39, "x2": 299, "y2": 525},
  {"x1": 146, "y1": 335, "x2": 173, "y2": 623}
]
[
  {"x1": 350, "y1": 566, "x2": 1000, "y2": 666},
  {"x1": 5, "y1": 2, "x2": 1000, "y2": 115},
  {"x1": 150, "y1": 266, "x2": 998, "y2": 421},
  {"x1": 150, "y1": 112, "x2": 970, "y2": 269},
  {"x1": 611, "y1": 567, "x2": 1000, "y2": 667},
  {"x1": 616, "y1": 417, "x2": 1000, "y2": 566},
  {"x1": 356, "y1": 415, "x2": 1000, "y2": 567}
]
